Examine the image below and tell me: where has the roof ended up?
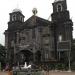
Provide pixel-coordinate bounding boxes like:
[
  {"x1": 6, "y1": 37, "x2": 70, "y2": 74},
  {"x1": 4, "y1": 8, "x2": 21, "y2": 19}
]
[
  {"x1": 7, "y1": 15, "x2": 52, "y2": 32},
  {"x1": 12, "y1": 8, "x2": 22, "y2": 13},
  {"x1": 19, "y1": 15, "x2": 51, "y2": 30},
  {"x1": 54, "y1": 0, "x2": 64, "y2": 2}
]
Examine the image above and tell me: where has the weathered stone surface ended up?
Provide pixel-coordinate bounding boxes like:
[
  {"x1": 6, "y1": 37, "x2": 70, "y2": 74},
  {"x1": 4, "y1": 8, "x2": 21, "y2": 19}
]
[{"x1": 4, "y1": 0, "x2": 73, "y2": 68}]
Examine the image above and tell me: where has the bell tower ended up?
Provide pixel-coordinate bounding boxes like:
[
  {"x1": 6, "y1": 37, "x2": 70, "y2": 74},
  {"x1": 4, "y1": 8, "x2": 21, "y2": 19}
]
[
  {"x1": 51, "y1": 0, "x2": 73, "y2": 62},
  {"x1": 53, "y1": 0, "x2": 67, "y2": 13},
  {"x1": 51, "y1": 0, "x2": 73, "y2": 41},
  {"x1": 8, "y1": 8, "x2": 25, "y2": 30},
  {"x1": 51, "y1": 0, "x2": 70, "y2": 22},
  {"x1": 9, "y1": 8, "x2": 24, "y2": 22}
]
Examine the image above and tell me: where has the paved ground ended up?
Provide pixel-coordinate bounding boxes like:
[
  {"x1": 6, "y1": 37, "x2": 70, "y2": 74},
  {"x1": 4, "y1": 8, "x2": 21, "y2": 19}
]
[
  {"x1": 45, "y1": 71, "x2": 75, "y2": 75},
  {"x1": 0, "y1": 71, "x2": 75, "y2": 75},
  {"x1": 0, "y1": 72, "x2": 8, "y2": 75}
]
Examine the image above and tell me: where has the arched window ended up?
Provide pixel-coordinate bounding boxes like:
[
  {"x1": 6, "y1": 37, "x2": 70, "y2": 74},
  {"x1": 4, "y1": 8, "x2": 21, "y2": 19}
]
[
  {"x1": 12, "y1": 15, "x2": 16, "y2": 21},
  {"x1": 45, "y1": 53, "x2": 48, "y2": 60},
  {"x1": 57, "y1": 4, "x2": 62, "y2": 12},
  {"x1": 22, "y1": 18, "x2": 24, "y2": 22},
  {"x1": 20, "y1": 16, "x2": 22, "y2": 21},
  {"x1": 20, "y1": 16, "x2": 24, "y2": 22}
]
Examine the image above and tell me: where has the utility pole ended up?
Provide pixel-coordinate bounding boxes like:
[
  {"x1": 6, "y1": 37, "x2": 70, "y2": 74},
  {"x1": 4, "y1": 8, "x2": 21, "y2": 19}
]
[{"x1": 68, "y1": 40, "x2": 71, "y2": 71}]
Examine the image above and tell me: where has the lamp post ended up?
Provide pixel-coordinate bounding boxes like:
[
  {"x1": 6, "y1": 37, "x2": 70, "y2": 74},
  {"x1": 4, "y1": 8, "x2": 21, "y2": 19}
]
[
  {"x1": 57, "y1": 37, "x2": 71, "y2": 71},
  {"x1": 57, "y1": 35, "x2": 62, "y2": 61},
  {"x1": 68, "y1": 40, "x2": 71, "y2": 71}
]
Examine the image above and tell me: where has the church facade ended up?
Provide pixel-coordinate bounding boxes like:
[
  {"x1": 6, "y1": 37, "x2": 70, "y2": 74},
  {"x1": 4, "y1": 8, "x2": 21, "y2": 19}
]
[{"x1": 4, "y1": 0, "x2": 73, "y2": 68}]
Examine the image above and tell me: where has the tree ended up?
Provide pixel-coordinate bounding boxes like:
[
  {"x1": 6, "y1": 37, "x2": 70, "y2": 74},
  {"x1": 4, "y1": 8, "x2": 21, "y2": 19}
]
[
  {"x1": 0, "y1": 44, "x2": 6, "y2": 69},
  {"x1": 71, "y1": 39, "x2": 75, "y2": 70}
]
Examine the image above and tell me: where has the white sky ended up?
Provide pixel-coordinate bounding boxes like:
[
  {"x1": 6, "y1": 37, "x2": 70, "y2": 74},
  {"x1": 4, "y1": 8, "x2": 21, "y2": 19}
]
[{"x1": 0, "y1": 0, "x2": 75, "y2": 45}]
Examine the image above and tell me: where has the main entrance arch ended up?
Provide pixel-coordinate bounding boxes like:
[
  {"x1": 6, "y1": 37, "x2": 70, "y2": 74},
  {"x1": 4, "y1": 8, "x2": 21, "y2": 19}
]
[{"x1": 16, "y1": 50, "x2": 33, "y2": 65}]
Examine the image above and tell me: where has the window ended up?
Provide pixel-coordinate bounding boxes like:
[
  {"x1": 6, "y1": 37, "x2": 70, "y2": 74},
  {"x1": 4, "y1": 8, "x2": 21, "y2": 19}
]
[
  {"x1": 11, "y1": 40, "x2": 14, "y2": 47},
  {"x1": 43, "y1": 37, "x2": 49, "y2": 44},
  {"x1": 42, "y1": 27, "x2": 49, "y2": 34},
  {"x1": 20, "y1": 16, "x2": 23, "y2": 22},
  {"x1": 20, "y1": 37, "x2": 25, "y2": 45},
  {"x1": 22, "y1": 18, "x2": 24, "y2": 22},
  {"x1": 45, "y1": 53, "x2": 48, "y2": 60},
  {"x1": 12, "y1": 15, "x2": 16, "y2": 21},
  {"x1": 57, "y1": 4, "x2": 62, "y2": 12}
]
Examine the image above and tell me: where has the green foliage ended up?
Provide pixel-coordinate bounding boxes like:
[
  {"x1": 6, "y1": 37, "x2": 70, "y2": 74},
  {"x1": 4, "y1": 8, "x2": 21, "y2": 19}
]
[
  {"x1": 71, "y1": 39, "x2": 75, "y2": 70},
  {"x1": 71, "y1": 62, "x2": 75, "y2": 70},
  {"x1": 0, "y1": 44, "x2": 6, "y2": 69},
  {"x1": 55, "y1": 63, "x2": 66, "y2": 70}
]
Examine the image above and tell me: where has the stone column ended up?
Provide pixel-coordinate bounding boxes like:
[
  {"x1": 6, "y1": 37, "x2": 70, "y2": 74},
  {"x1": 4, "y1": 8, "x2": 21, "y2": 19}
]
[
  {"x1": 16, "y1": 31, "x2": 20, "y2": 45},
  {"x1": 4, "y1": 31, "x2": 8, "y2": 49}
]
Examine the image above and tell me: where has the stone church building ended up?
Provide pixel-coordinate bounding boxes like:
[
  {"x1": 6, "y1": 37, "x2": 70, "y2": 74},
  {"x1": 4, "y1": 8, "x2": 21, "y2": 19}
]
[{"x1": 4, "y1": 0, "x2": 73, "y2": 68}]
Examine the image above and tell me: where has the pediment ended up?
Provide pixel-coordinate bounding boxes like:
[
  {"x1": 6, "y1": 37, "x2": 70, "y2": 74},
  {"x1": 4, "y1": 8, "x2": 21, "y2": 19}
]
[{"x1": 19, "y1": 15, "x2": 51, "y2": 30}]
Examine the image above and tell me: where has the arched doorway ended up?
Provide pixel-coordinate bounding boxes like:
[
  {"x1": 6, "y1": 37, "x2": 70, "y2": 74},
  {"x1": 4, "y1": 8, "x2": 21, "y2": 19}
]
[{"x1": 17, "y1": 50, "x2": 33, "y2": 65}]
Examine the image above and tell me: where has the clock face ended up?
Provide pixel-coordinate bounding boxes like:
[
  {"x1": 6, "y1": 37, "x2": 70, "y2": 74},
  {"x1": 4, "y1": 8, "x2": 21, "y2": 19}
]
[{"x1": 57, "y1": 3, "x2": 62, "y2": 12}]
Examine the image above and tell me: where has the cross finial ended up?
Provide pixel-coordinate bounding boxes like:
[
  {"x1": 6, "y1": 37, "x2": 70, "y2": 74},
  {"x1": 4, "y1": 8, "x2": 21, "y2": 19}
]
[{"x1": 32, "y1": 8, "x2": 38, "y2": 16}]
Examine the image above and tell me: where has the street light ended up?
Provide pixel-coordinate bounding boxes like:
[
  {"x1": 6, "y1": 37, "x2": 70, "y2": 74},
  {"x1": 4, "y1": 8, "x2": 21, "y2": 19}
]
[
  {"x1": 68, "y1": 40, "x2": 71, "y2": 72},
  {"x1": 57, "y1": 39, "x2": 71, "y2": 71}
]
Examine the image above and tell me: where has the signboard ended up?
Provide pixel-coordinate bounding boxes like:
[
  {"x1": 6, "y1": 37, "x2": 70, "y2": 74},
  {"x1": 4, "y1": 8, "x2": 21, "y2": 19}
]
[{"x1": 57, "y1": 41, "x2": 71, "y2": 51}]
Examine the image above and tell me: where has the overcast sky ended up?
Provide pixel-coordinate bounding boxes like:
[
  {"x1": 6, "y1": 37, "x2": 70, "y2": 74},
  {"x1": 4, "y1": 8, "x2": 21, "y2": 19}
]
[{"x1": 0, "y1": 0, "x2": 75, "y2": 45}]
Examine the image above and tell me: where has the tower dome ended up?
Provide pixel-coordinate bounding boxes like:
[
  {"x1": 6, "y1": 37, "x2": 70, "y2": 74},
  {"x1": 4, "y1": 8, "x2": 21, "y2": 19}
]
[{"x1": 12, "y1": 8, "x2": 22, "y2": 13}]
